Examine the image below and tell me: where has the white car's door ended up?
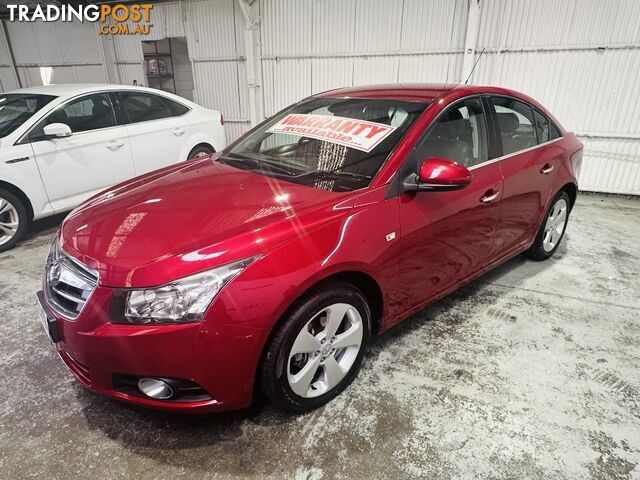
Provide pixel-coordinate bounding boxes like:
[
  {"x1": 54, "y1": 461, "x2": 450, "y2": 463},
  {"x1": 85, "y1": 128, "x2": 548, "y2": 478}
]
[
  {"x1": 29, "y1": 92, "x2": 135, "y2": 212},
  {"x1": 116, "y1": 91, "x2": 190, "y2": 174}
]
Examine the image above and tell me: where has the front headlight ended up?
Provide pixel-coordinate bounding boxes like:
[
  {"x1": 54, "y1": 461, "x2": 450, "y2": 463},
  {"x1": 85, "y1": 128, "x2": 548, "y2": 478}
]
[{"x1": 112, "y1": 256, "x2": 260, "y2": 325}]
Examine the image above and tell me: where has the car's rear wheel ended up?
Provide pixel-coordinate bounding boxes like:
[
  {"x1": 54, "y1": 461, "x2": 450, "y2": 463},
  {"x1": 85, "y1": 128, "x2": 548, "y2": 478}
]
[
  {"x1": 261, "y1": 280, "x2": 371, "y2": 413},
  {"x1": 187, "y1": 145, "x2": 214, "y2": 160},
  {"x1": 524, "y1": 191, "x2": 571, "y2": 260},
  {"x1": 0, "y1": 189, "x2": 28, "y2": 253}
]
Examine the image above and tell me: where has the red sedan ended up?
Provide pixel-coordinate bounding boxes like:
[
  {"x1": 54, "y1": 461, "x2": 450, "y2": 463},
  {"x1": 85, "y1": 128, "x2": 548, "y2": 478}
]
[{"x1": 37, "y1": 84, "x2": 582, "y2": 413}]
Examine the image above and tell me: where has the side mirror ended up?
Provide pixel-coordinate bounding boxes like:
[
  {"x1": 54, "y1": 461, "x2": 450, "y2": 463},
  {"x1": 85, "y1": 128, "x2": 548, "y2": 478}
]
[
  {"x1": 403, "y1": 157, "x2": 472, "y2": 192},
  {"x1": 43, "y1": 123, "x2": 72, "y2": 138}
]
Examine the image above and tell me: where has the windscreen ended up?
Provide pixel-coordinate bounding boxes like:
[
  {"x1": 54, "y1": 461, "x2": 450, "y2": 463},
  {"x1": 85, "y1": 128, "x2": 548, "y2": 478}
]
[
  {"x1": 223, "y1": 97, "x2": 427, "y2": 192},
  {"x1": 0, "y1": 93, "x2": 56, "y2": 138}
]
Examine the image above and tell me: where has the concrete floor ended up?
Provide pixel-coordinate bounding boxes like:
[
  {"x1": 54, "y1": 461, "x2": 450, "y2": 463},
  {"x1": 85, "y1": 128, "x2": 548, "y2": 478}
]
[{"x1": 0, "y1": 193, "x2": 639, "y2": 480}]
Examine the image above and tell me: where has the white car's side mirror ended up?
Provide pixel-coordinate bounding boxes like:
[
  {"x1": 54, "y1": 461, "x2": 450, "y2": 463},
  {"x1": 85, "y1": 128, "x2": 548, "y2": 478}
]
[{"x1": 43, "y1": 123, "x2": 72, "y2": 138}]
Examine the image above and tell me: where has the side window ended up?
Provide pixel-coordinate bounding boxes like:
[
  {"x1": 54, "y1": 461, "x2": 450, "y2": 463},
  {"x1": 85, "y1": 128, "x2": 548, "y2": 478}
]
[
  {"x1": 120, "y1": 92, "x2": 173, "y2": 123},
  {"x1": 549, "y1": 122, "x2": 562, "y2": 140},
  {"x1": 168, "y1": 99, "x2": 190, "y2": 116},
  {"x1": 533, "y1": 109, "x2": 549, "y2": 143},
  {"x1": 415, "y1": 97, "x2": 488, "y2": 168},
  {"x1": 491, "y1": 97, "x2": 537, "y2": 155},
  {"x1": 31, "y1": 93, "x2": 116, "y2": 139}
]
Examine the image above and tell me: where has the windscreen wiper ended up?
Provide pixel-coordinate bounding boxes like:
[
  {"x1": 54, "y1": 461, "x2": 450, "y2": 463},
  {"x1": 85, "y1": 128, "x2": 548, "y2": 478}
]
[{"x1": 216, "y1": 155, "x2": 296, "y2": 177}]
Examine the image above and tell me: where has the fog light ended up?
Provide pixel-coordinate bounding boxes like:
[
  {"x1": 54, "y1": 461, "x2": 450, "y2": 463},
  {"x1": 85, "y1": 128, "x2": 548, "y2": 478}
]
[{"x1": 138, "y1": 377, "x2": 174, "y2": 400}]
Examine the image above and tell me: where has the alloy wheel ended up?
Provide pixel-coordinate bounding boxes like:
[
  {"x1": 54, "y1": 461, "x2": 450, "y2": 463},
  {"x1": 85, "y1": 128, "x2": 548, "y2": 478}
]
[
  {"x1": 287, "y1": 303, "x2": 364, "y2": 398},
  {"x1": 0, "y1": 197, "x2": 19, "y2": 247},
  {"x1": 542, "y1": 197, "x2": 568, "y2": 252}
]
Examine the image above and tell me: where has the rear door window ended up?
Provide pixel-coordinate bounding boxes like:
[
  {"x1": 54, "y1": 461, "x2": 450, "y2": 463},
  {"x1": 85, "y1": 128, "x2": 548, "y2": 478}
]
[
  {"x1": 533, "y1": 109, "x2": 550, "y2": 143},
  {"x1": 119, "y1": 92, "x2": 173, "y2": 123},
  {"x1": 491, "y1": 97, "x2": 537, "y2": 155}
]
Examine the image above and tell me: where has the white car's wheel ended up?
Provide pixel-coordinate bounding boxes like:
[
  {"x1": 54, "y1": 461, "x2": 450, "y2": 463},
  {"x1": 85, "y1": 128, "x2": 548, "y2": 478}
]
[
  {"x1": 187, "y1": 145, "x2": 214, "y2": 160},
  {"x1": 0, "y1": 189, "x2": 28, "y2": 253}
]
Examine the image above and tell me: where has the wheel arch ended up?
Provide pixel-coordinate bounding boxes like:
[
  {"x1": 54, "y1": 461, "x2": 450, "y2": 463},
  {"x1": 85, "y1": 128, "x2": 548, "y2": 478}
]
[
  {"x1": 252, "y1": 268, "x2": 384, "y2": 404},
  {"x1": 187, "y1": 142, "x2": 215, "y2": 159},
  {"x1": 0, "y1": 180, "x2": 34, "y2": 220},
  {"x1": 560, "y1": 182, "x2": 577, "y2": 210}
]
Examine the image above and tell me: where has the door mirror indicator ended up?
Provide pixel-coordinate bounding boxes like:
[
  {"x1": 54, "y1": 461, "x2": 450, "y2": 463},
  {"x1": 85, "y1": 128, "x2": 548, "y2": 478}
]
[
  {"x1": 403, "y1": 157, "x2": 472, "y2": 192},
  {"x1": 43, "y1": 123, "x2": 72, "y2": 138}
]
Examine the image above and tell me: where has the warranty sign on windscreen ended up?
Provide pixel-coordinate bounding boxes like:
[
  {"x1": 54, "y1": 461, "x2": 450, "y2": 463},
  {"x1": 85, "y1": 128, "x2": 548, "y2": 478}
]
[{"x1": 267, "y1": 114, "x2": 397, "y2": 153}]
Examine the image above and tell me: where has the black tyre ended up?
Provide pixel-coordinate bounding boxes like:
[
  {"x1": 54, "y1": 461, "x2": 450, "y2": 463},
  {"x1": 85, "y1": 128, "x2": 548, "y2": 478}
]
[
  {"x1": 187, "y1": 144, "x2": 214, "y2": 160},
  {"x1": 261, "y1": 280, "x2": 371, "y2": 413},
  {"x1": 0, "y1": 188, "x2": 29, "y2": 253},
  {"x1": 524, "y1": 191, "x2": 571, "y2": 261}
]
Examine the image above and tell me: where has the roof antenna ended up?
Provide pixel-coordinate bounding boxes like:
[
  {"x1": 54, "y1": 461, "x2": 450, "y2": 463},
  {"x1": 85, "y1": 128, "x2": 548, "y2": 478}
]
[{"x1": 464, "y1": 48, "x2": 486, "y2": 85}]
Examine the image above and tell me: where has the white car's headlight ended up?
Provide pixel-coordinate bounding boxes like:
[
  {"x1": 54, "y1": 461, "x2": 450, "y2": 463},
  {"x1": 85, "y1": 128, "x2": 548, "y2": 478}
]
[{"x1": 112, "y1": 256, "x2": 260, "y2": 325}]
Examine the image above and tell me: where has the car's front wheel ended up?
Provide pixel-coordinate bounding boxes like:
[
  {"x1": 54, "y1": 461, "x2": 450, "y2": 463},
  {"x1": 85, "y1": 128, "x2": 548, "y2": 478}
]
[
  {"x1": 524, "y1": 191, "x2": 571, "y2": 260},
  {"x1": 0, "y1": 188, "x2": 28, "y2": 253},
  {"x1": 261, "y1": 281, "x2": 371, "y2": 413}
]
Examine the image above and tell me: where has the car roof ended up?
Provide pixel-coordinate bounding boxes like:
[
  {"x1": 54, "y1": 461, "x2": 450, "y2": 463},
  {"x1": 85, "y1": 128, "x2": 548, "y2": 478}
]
[
  {"x1": 312, "y1": 83, "x2": 543, "y2": 105},
  {"x1": 3, "y1": 83, "x2": 162, "y2": 97},
  {"x1": 312, "y1": 83, "x2": 459, "y2": 102}
]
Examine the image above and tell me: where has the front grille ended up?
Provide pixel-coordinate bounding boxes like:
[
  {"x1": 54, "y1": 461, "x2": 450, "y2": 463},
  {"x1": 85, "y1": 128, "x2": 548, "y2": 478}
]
[{"x1": 44, "y1": 237, "x2": 98, "y2": 320}]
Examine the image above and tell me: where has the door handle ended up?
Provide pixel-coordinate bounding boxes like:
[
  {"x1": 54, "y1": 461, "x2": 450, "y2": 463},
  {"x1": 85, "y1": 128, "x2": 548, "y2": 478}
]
[
  {"x1": 173, "y1": 127, "x2": 185, "y2": 136},
  {"x1": 480, "y1": 190, "x2": 500, "y2": 204},
  {"x1": 540, "y1": 163, "x2": 554, "y2": 174},
  {"x1": 106, "y1": 140, "x2": 125, "y2": 151}
]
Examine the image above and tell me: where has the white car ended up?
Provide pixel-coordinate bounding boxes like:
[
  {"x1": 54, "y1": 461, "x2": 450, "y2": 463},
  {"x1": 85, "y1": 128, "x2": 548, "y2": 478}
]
[{"x1": 0, "y1": 83, "x2": 225, "y2": 252}]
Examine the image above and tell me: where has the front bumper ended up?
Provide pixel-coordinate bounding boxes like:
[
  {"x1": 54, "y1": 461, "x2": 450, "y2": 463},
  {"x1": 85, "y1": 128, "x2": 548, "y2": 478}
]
[{"x1": 37, "y1": 286, "x2": 269, "y2": 413}]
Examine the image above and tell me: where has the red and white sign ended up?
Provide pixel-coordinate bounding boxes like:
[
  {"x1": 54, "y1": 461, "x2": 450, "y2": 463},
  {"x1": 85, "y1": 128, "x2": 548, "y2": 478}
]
[{"x1": 267, "y1": 114, "x2": 396, "y2": 153}]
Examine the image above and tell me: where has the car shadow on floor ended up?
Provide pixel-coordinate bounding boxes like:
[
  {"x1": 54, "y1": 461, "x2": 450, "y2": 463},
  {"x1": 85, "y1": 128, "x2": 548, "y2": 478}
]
[
  {"x1": 75, "y1": 232, "x2": 570, "y2": 465},
  {"x1": 23, "y1": 212, "x2": 69, "y2": 242}
]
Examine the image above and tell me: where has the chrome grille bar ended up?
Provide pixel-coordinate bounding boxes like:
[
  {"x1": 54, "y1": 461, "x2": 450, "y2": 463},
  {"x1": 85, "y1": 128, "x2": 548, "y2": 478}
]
[{"x1": 44, "y1": 237, "x2": 98, "y2": 320}]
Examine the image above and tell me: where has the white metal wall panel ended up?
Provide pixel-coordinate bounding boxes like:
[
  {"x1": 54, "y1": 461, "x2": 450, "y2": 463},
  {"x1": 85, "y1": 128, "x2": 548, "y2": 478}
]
[
  {"x1": 116, "y1": 63, "x2": 146, "y2": 87},
  {"x1": 311, "y1": 57, "x2": 354, "y2": 94},
  {"x1": 0, "y1": 67, "x2": 19, "y2": 91},
  {"x1": 224, "y1": 122, "x2": 251, "y2": 142},
  {"x1": 478, "y1": 0, "x2": 640, "y2": 49},
  {"x1": 7, "y1": 21, "x2": 102, "y2": 66},
  {"x1": 353, "y1": 56, "x2": 399, "y2": 84},
  {"x1": 262, "y1": 58, "x2": 312, "y2": 116},
  {"x1": 398, "y1": 53, "x2": 464, "y2": 83},
  {"x1": 112, "y1": 22, "x2": 145, "y2": 63},
  {"x1": 145, "y1": 2, "x2": 186, "y2": 41},
  {"x1": 261, "y1": 0, "x2": 313, "y2": 56},
  {"x1": 400, "y1": 0, "x2": 468, "y2": 51},
  {"x1": 311, "y1": 0, "x2": 357, "y2": 54},
  {"x1": 186, "y1": 0, "x2": 243, "y2": 60},
  {"x1": 16, "y1": 65, "x2": 108, "y2": 87},
  {"x1": 193, "y1": 61, "x2": 245, "y2": 118},
  {"x1": 353, "y1": 0, "x2": 404, "y2": 53},
  {"x1": 578, "y1": 137, "x2": 640, "y2": 194}
]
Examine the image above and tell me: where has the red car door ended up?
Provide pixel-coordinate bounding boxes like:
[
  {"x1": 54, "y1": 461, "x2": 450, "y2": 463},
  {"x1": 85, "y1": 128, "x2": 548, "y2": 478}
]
[
  {"x1": 488, "y1": 96, "x2": 564, "y2": 256},
  {"x1": 392, "y1": 97, "x2": 503, "y2": 319}
]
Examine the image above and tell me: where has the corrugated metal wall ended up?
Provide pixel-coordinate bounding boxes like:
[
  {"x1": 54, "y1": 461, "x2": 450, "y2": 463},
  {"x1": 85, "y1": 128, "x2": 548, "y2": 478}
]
[
  {"x1": 473, "y1": 0, "x2": 640, "y2": 195},
  {"x1": 0, "y1": 0, "x2": 638, "y2": 194},
  {"x1": 0, "y1": 19, "x2": 107, "y2": 89},
  {"x1": 261, "y1": 0, "x2": 467, "y2": 116}
]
